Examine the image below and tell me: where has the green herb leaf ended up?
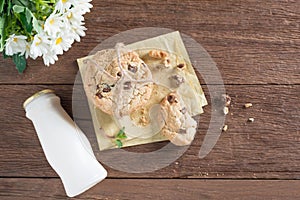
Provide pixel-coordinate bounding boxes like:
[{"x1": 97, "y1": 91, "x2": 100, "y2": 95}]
[
  {"x1": 32, "y1": 15, "x2": 42, "y2": 34},
  {"x1": 0, "y1": 14, "x2": 6, "y2": 52},
  {"x1": 116, "y1": 127, "x2": 127, "y2": 139},
  {"x1": 12, "y1": 4, "x2": 24, "y2": 13},
  {"x1": 13, "y1": 5, "x2": 42, "y2": 34},
  {"x1": 0, "y1": 0, "x2": 5, "y2": 13},
  {"x1": 13, "y1": 5, "x2": 33, "y2": 33},
  {"x1": 12, "y1": 53, "x2": 26, "y2": 73},
  {"x1": 12, "y1": 0, "x2": 29, "y2": 7},
  {"x1": 115, "y1": 139, "x2": 123, "y2": 148},
  {"x1": 3, "y1": 51, "x2": 10, "y2": 59},
  {"x1": 7, "y1": 1, "x2": 12, "y2": 16}
]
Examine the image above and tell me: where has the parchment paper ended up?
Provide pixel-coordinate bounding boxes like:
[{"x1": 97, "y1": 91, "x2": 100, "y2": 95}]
[{"x1": 77, "y1": 31, "x2": 207, "y2": 151}]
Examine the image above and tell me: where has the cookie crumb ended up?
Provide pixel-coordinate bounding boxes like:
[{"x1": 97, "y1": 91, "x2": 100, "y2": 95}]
[
  {"x1": 248, "y1": 117, "x2": 254, "y2": 122},
  {"x1": 222, "y1": 94, "x2": 231, "y2": 106},
  {"x1": 244, "y1": 103, "x2": 253, "y2": 108},
  {"x1": 223, "y1": 107, "x2": 229, "y2": 115},
  {"x1": 222, "y1": 124, "x2": 228, "y2": 132}
]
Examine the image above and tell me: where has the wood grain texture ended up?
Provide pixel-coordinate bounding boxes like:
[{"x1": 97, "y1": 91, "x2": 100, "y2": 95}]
[
  {"x1": 0, "y1": 1, "x2": 299, "y2": 198},
  {"x1": 0, "y1": 85, "x2": 299, "y2": 178},
  {"x1": 1, "y1": 178, "x2": 300, "y2": 200},
  {"x1": 0, "y1": 0, "x2": 299, "y2": 84}
]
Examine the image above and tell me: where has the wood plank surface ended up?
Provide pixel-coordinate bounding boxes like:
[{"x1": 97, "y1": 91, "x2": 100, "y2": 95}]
[
  {"x1": 1, "y1": 178, "x2": 300, "y2": 200},
  {"x1": 0, "y1": 85, "x2": 299, "y2": 178},
  {"x1": 0, "y1": 0, "x2": 299, "y2": 199},
  {"x1": 0, "y1": 0, "x2": 299, "y2": 84}
]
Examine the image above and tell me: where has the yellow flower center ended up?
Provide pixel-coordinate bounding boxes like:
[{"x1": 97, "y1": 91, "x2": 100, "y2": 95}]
[
  {"x1": 49, "y1": 18, "x2": 55, "y2": 25},
  {"x1": 35, "y1": 37, "x2": 42, "y2": 46},
  {"x1": 62, "y1": 0, "x2": 68, "y2": 3},
  {"x1": 13, "y1": 38, "x2": 18, "y2": 42},
  {"x1": 56, "y1": 37, "x2": 62, "y2": 45},
  {"x1": 67, "y1": 12, "x2": 72, "y2": 19}
]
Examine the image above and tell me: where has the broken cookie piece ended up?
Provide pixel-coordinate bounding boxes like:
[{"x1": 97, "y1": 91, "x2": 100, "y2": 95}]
[{"x1": 160, "y1": 92, "x2": 197, "y2": 146}]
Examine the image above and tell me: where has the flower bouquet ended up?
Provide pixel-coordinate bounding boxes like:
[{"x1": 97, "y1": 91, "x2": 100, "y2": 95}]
[{"x1": 0, "y1": 0, "x2": 92, "y2": 73}]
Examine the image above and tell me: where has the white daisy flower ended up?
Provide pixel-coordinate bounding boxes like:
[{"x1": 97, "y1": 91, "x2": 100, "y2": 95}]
[
  {"x1": 63, "y1": 12, "x2": 87, "y2": 42},
  {"x1": 64, "y1": 7, "x2": 84, "y2": 25},
  {"x1": 55, "y1": 0, "x2": 75, "y2": 13},
  {"x1": 71, "y1": 22, "x2": 87, "y2": 39},
  {"x1": 67, "y1": 23, "x2": 87, "y2": 43},
  {"x1": 5, "y1": 34, "x2": 27, "y2": 56},
  {"x1": 25, "y1": 41, "x2": 34, "y2": 59},
  {"x1": 43, "y1": 51, "x2": 58, "y2": 66},
  {"x1": 51, "y1": 33, "x2": 73, "y2": 55},
  {"x1": 68, "y1": 28, "x2": 81, "y2": 42},
  {"x1": 30, "y1": 33, "x2": 51, "y2": 59},
  {"x1": 44, "y1": 13, "x2": 64, "y2": 36},
  {"x1": 76, "y1": 0, "x2": 93, "y2": 15}
]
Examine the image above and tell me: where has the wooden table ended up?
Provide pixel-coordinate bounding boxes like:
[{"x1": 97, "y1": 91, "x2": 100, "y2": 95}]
[{"x1": 1, "y1": 0, "x2": 299, "y2": 199}]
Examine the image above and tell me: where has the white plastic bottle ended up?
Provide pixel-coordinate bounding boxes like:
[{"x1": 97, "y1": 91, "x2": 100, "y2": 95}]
[{"x1": 23, "y1": 89, "x2": 107, "y2": 197}]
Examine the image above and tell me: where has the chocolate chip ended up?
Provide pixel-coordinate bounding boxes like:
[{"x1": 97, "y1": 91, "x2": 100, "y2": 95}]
[
  {"x1": 177, "y1": 63, "x2": 185, "y2": 69},
  {"x1": 123, "y1": 81, "x2": 132, "y2": 90},
  {"x1": 171, "y1": 75, "x2": 185, "y2": 86},
  {"x1": 96, "y1": 91, "x2": 103, "y2": 99},
  {"x1": 128, "y1": 64, "x2": 137, "y2": 73},
  {"x1": 102, "y1": 87, "x2": 111, "y2": 93},
  {"x1": 180, "y1": 107, "x2": 187, "y2": 114},
  {"x1": 117, "y1": 71, "x2": 122, "y2": 77},
  {"x1": 167, "y1": 95, "x2": 177, "y2": 103}
]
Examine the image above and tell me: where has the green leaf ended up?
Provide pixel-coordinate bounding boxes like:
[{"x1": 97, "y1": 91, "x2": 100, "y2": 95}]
[
  {"x1": 0, "y1": 14, "x2": 6, "y2": 52},
  {"x1": 116, "y1": 127, "x2": 127, "y2": 139},
  {"x1": 32, "y1": 15, "x2": 42, "y2": 34},
  {"x1": 12, "y1": 0, "x2": 29, "y2": 7},
  {"x1": 12, "y1": 53, "x2": 26, "y2": 73},
  {"x1": 13, "y1": 5, "x2": 33, "y2": 33},
  {"x1": 3, "y1": 51, "x2": 10, "y2": 59},
  {"x1": 0, "y1": 0, "x2": 5, "y2": 13},
  {"x1": 115, "y1": 139, "x2": 123, "y2": 148},
  {"x1": 12, "y1": 4, "x2": 24, "y2": 13},
  {"x1": 13, "y1": 5, "x2": 42, "y2": 34},
  {"x1": 7, "y1": 1, "x2": 12, "y2": 16}
]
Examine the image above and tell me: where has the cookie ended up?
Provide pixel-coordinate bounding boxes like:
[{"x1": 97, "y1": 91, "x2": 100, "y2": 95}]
[
  {"x1": 160, "y1": 92, "x2": 197, "y2": 146},
  {"x1": 84, "y1": 50, "x2": 153, "y2": 116}
]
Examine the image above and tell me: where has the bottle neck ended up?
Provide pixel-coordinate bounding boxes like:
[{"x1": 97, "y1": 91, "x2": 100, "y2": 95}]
[{"x1": 24, "y1": 93, "x2": 61, "y2": 119}]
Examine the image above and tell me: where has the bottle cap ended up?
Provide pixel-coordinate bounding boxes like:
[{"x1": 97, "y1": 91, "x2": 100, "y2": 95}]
[{"x1": 23, "y1": 89, "x2": 55, "y2": 109}]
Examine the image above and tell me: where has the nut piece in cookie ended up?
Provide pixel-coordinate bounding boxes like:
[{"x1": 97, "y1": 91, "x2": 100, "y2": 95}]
[
  {"x1": 148, "y1": 50, "x2": 171, "y2": 68},
  {"x1": 160, "y1": 92, "x2": 197, "y2": 146}
]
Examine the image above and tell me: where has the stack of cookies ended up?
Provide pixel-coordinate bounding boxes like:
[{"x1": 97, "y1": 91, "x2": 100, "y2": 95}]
[{"x1": 77, "y1": 31, "x2": 207, "y2": 150}]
